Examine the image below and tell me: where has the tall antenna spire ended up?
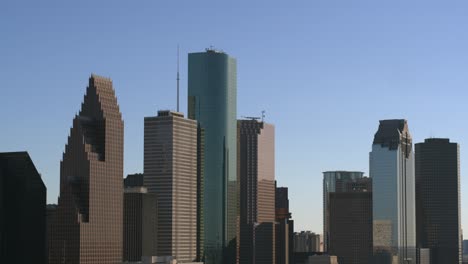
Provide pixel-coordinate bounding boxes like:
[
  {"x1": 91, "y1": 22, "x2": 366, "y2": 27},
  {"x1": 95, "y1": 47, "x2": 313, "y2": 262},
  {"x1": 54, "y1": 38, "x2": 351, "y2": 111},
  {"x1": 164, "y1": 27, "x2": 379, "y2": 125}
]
[{"x1": 176, "y1": 45, "x2": 180, "y2": 112}]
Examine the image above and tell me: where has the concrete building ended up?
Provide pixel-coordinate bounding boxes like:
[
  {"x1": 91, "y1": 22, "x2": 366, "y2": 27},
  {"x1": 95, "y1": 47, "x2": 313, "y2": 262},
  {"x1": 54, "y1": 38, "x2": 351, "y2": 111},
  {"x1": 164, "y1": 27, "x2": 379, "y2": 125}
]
[
  {"x1": 294, "y1": 231, "x2": 321, "y2": 252},
  {"x1": 0, "y1": 152, "x2": 46, "y2": 263},
  {"x1": 238, "y1": 119, "x2": 276, "y2": 264},
  {"x1": 416, "y1": 138, "x2": 462, "y2": 264},
  {"x1": 328, "y1": 178, "x2": 372, "y2": 264},
  {"x1": 123, "y1": 174, "x2": 157, "y2": 262},
  {"x1": 188, "y1": 48, "x2": 238, "y2": 264},
  {"x1": 370, "y1": 119, "x2": 416, "y2": 263},
  {"x1": 49, "y1": 75, "x2": 124, "y2": 264},
  {"x1": 322, "y1": 171, "x2": 364, "y2": 251},
  {"x1": 144, "y1": 110, "x2": 198, "y2": 262},
  {"x1": 276, "y1": 186, "x2": 294, "y2": 264}
]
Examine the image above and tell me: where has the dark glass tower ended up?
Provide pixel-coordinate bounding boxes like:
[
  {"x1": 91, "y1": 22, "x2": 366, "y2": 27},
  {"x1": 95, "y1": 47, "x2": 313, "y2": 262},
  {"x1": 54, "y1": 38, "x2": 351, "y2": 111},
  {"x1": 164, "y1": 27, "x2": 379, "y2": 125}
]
[
  {"x1": 188, "y1": 49, "x2": 237, "y2": 264},
  {"x1": 49, "y1": 75, "x2": 124, "y2": 264},
  {"x1": 276, "y1": 186, "x2": 294, "y2": 264},
  {"x1": 416, "y1": 138, "x2": 461, "y2": 264},
  {"x1": 0, "y1": 152, "x2": 46, "y2": 264}
]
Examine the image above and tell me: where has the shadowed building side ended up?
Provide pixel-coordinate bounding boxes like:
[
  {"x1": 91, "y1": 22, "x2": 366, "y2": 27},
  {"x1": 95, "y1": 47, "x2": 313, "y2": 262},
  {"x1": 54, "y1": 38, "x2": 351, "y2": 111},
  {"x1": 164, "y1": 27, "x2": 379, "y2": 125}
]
[
  {"x1": 0, "y1": 152, "x2": 47, "y2": 264},
  {"x1": 49, "y1": 75, "x2": 124, "y2": 264}
]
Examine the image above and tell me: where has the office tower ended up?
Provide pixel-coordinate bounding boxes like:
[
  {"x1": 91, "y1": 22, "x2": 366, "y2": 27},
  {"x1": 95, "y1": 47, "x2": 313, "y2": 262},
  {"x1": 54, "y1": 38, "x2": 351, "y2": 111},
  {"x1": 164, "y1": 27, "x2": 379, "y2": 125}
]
[
  {"x1": 370, "y1": 119, "x2": 416, "y2": 264},
  {"x1": 238, "y1": 119, "x2": 276, "y2": 264},
  {"x1": 464, "y1": 239, "x2": 468, "y2": 255},
  {"x1": 144, "y1": 110, "x2": 198, "y2": 262},
  {"x1": 123, "y1": 174, "x2": 157, "y2": 262},
  {"x1": 328, "y1": 178, "x2": 372, "y2": 264},
  {"x1": 416, "y1": 138, "x2": 462, "y2": 264},
  {"x1": 276, "y1": 186, "x2": 294, "y2": 264},
  {"x1": 294, "y1": 232, "x2": 321, "y2": 253},
  {"x1": 46, "y1": 204, "x2": 58, "y2": 263},
  {"x1": 188, "y1": 48, "x2": 237, "y2": 264},
  {"x1": 49, "y1": 75, "x2": 124, "y2": 264},
  {"x1": 0, "y1": 152, "x2": 46, "y2": 263},
  {"x1": 322, "y1": 171, "x2": 364, "y2": 251}
]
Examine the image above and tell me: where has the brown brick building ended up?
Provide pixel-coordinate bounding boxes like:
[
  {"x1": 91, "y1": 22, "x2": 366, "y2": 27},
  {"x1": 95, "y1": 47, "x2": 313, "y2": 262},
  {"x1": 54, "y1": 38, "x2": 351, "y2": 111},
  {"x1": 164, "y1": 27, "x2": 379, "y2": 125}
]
[{"x1": 49, "y1": 74, "x2": 124, "y2": 263}]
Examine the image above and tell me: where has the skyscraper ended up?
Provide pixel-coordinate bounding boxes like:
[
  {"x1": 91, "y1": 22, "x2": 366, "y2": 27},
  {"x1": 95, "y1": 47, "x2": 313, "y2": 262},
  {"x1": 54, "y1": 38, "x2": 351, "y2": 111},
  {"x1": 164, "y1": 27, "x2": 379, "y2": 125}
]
[
  {"x1": 123, "y1": 174, "x2": 157, "y2": 262},
  {"x1": 0, "y1": 152, "x2": 46, "y2": 264},
  {"x1": 328, "y1": 178, "x2": 372, "y2": 264},
  {"x1": 322, "y1": 171, "x2": 364, "y2": 251},
  {"x1": 144, "y1": 110, "x2": 198, "y2": 262},
  {"x1": 416, "y1": 138, "x2": 461, "y2": 264},
  {"x1": 49, "y1": 75, "x2": 124, "y2": 264},
  {"x1": 370, "y1": 119, "x2": 416, "y2": 264},
  {"x1": 238, "y1": 119, "x2": 276, "y2": 264},
  {"x1": 276, "y1": 186, "x2": 294, "y2": 264},
  {"x1": 188, "y1": 48, "x2": 237, "y2": 264}
]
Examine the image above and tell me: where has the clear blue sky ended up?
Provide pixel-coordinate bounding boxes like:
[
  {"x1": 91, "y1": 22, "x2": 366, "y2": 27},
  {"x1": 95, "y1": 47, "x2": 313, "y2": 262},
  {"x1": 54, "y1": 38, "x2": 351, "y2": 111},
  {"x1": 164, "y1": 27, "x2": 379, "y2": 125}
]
[{"x1": 1, "y1": 0, "x2": 467, "y2": 237}]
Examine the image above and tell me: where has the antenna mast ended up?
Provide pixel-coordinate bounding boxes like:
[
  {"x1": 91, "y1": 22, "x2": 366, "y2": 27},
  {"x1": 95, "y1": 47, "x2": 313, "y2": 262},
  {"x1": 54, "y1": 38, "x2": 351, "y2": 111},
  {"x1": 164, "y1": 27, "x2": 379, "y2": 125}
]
[{"x1": 177, "y1": 45, "x2": 180, "y2": 112}]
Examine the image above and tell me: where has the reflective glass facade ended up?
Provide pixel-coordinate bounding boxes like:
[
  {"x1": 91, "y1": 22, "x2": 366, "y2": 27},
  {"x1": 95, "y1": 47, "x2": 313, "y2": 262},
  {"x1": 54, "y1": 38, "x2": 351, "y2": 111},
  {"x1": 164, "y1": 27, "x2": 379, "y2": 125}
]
[
  {"x1": 188, "y1": 50, "x2": 237, "y2": 264},
  {"x1": 370, "y1": 120, "x2": 416, "y2": 264}
]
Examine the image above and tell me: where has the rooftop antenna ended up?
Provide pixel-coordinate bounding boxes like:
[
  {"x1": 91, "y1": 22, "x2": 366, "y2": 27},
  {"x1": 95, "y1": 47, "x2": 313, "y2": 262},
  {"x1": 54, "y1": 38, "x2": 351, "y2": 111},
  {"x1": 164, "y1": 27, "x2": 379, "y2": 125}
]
[
  {"x1": 261, "y1": 110, "x2": 266, "y2": 122},
  {"x1": 176, "y1": 45, "x2": 180, "y2": 112}
]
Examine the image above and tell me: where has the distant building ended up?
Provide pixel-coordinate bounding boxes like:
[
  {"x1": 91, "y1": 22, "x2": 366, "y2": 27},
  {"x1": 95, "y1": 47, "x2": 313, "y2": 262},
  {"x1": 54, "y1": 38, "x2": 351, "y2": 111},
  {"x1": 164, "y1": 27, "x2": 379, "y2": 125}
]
[
  {"x1": 123, "y1": 174, "x2": 157, "y2": 262},
  {"x1": 322, "y1": 170, "x2": 364, "y2": 251},
  {"x1": 238, "y1": 119, "x2": 276, "y2": 264},
  {"x1": 276, "y1": 186, "x2": 294, "y2": 264},
  {"x1": 416, "y1": 248, "x2": 430, "y2": 264},
  {"x1": 49, "y1": 75, "x2": 124, "y2": 263},
  {"x1": 294, "y1": 231, "x2": 321, "y2": 252},
  {"x1": 144, "y1": 110, "x2": 198, "y2": 262},
  {"x1": 370, "y1": 119, "x2": 416, "y2": 263},
  {"x1": 188, "y1": 49, "x2": 238, "y2": 264},
  {"x1": 46, "y1": 204, "x2": 57, "y2": 263},
  {"x1": 0, "y1": 152, "x2": 46, "y2": 264},
  {"x1": 464, "y1": 239, "x2": 468, "y2": 255},
  {"x1": 416, "y1": 138, "x2": 462, "y2": 264}
]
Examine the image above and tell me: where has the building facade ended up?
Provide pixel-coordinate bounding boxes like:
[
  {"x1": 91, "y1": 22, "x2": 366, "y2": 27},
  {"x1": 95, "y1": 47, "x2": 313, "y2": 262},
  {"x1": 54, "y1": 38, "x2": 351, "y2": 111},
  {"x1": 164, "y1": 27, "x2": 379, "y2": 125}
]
[
  {"x1": 322, "y1": 170, "x2": 364, "y2": 251},
  {"x1": 415, "y1": 138, "x2": 462, "y2": 264},
  {"x1": 276, "y1": 186, "x2": 294, "y2": 264},
  {"x1": 49, "y1": 75, "x2": 124, "y2": 263},
  {"x1": 0, "y1": 152, "x2": 46, "y2": 264},
  {"x1": 188, "y1": 49, "x2": 238, "y2": 264},
  {"x1": 328, "y1": 178, "x2": 372, "y2": 264},
  {"x1": 144, "y1": 110, "x2": 198, "y2": 262},
  {"x1": 370, "y1": 119, "x2": 416, "y2": 264},
  {"x1": 123, "y1": 174, "x2": 157, "y2": 262},
  {"x1": 294, "y1": 232, "x2": 321, "y2": 253},
  {"x1": 238, "y1": 120, "x2": 276, "y2": 264}
]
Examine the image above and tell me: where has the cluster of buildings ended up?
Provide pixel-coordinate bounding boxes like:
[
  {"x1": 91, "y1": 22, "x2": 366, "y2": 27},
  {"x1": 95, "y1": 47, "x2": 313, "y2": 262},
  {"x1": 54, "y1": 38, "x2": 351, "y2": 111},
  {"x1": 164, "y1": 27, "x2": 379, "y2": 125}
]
[
  {"x1": 0, "y1": 49, "x2": 466, "y2": 264},
  {"x1": 0, "y1": 49, "x2": 296, "y2": 264},
  {"x1": 322, "y1": 120, "x2": 464, "y2": 264}
]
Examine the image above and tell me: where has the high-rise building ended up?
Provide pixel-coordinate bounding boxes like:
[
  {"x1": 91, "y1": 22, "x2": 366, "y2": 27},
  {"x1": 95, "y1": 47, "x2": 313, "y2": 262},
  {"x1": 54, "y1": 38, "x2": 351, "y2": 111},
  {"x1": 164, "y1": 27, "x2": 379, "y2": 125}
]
[
  {"x1": 370, "y1": 119, "x2": 416, "y2": 264},
  {"x1": 0, "y1": 152, "x2": 46, "y2": 264},
  {"x1": 294, "y1": 232, "x2": 321, "y2": 253},
  {"x1": 276, "y1": 186, "x2": 294, "y2": 264},
  {"x1": 49, "y1": 75, "x2": 124, "y2": 263},
  {"x1": 144, "y1": 110, "x2": 198, "y2": 262},
  {"x1": 464, "y1": 239, "x2": 468, "y2": 255},
  {"x1": 328, "y1": 178, "x2": 372, "y2": 264},
  {"x1": 416, "y1": 138, "x2": 462, "y2": 264},
  {"x1": 322, "y1": 171, "x2": 364, "y2": 251},
  {"x1": 123, "y1": 174, "x2": 157, "y2": 262},
  {"x1": 188, "y1": 48, "x2": 237, "y2": 264},
  {"x1": 238, "y1": 119, "x2": 276, "y2": 264}
]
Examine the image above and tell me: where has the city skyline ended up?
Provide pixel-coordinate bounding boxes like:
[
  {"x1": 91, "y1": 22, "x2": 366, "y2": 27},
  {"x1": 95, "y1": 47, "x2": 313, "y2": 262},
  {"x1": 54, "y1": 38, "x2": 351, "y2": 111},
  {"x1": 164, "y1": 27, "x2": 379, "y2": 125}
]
[{"x1": 2, "y1": 1, "x2": 468, "y2": 239}]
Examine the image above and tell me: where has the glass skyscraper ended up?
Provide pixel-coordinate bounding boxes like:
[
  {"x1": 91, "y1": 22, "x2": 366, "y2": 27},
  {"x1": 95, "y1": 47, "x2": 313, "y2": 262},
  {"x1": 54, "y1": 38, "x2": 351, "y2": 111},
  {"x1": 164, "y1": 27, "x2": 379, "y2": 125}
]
[
  {"x1": 188, "y1": 49, "x2": 237, "y2": 264},
  {"x1": 370, "y1": 119, "x2": 416, "y2": 264}
]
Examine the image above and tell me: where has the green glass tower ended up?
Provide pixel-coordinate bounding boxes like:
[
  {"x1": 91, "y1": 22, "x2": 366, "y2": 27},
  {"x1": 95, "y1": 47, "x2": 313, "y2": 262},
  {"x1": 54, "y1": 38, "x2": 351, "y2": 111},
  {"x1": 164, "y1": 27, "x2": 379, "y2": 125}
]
[{"x1": 188, "y1": 49, "x2": 237, "y2": 264}]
